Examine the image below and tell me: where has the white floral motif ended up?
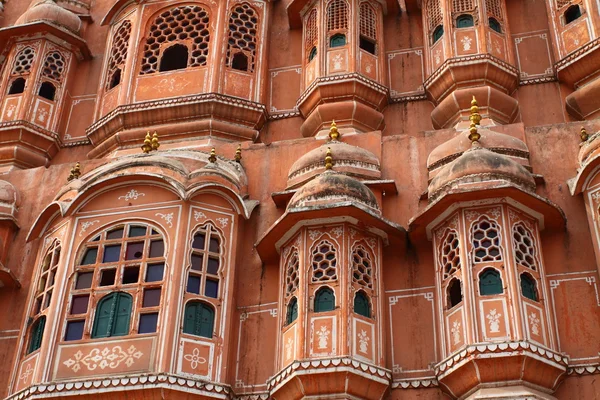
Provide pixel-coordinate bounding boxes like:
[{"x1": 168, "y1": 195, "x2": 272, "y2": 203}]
[
  {"x1": 19, "y1": 363, "x2": 34, "y2": 384},
  {"x1": 333, "y1": 54, "x2": 343, "y2": 70},
  {"x1": 461, "y1": 36, "x2": 473, "y2": 51},
  {"x1": 285, "y1": 338, "x2": 294, "y2": 360},
  {"x1": 366, "y1": 237, "x2": 377, "y2": 249},
  {"x1": 465, "y1": 210, "x2": 479, "y2": 221},
  {"x1": 358, "y1": 330, "x2": 370, "y2": 354},
  {"x1": 330, "y1": 226, "x2": 343, "y2": 238},
  {"x1": 434, "y1": 49, "x2": 441, "y2": 65},
  {"x1": 489, "y1": 208, "x2": 502, "y2": 219},
  {"x1": 451, "y1": 321, "x2": 462, "y2": 345},
  {"x1": 62, "y1": 345, "x2": 143, "y2": 372},
  {"x1": 118, "y1": 189, "x2": 145, "y2": 201},
  {"x1": 6, "y1": 105, "x2": 15, "y2": 118},
  {"x1": 37, "y1": 108, "x2": 48, "y2": 122},
  {"x1": 183, "y1": 347, "x2": 207, "y2": 369},
  {"x1": 79, "y1": 220, "x2": 100, "y2": 236},
  {"x1": 349, "y1": 229, "x2": 358, "y2": 239},
  {"x1": 486, "y1": 309, "x2": 502, "y2": 333},
  {"x1": 316, "y1": 325, "x2": 331, "y2": 349},
  {"x1": 216, "y1": 217, "x2": 229, "y2": 228},
  {"x1": 308, "y1": 229, "x2": 322, "y2": 241},
  {"x1": 155, "y1": 212, "x2": 174, "y2": 228},
  {"x1": 194, "y1": 210, "x2": 207, "y2": 221},
  {"x1": 529, "y1": 312, "x2": 540, "y2": 336},
  {"x1": 365, "y1": 64, "x2": 372, "y2": 73}
]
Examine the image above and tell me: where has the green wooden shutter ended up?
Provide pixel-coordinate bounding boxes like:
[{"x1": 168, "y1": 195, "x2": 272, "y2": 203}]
[
  {"x1": 92, "y1": 293, "x2": 116, "y2": 338},
  {"x1": 521, "y1": 274, "x2": 538, "y2": 301},
  {"x1": 479, "y1": 269, "x2": 503, "y2": 295},
  {"x1": 28, "y1": 316, "x2": 46, "y2": 354},
  {"x1": 353, "y1": 292, "x2": 371, "y2": 318},
  {"x1": 286, "y1": 298, "x2": 298, "y2": 325},
  {"x1": 314, "y1": 287, "x2": 335, "y2": 312},
  {"x1": 198, "y1": 303, "x2": 214, "y2": 338},
  {"x1": 183, "y1": 302, "x2": 198, "y2": 335},
  {"x1": 111, "y1": 293, "x2": 132, "y2": 336}
]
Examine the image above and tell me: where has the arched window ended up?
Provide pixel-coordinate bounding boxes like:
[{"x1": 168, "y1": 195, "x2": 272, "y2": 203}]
[
  {"x1": 352, "y1": 245, "x2": 373, "y2": 289},
  {"x1": 314, "y1": 287, "x2": 335, "y2": 312},
  {"x1": 226, "y1": 3, "x2": 258, "y2": 73},
  {"x1": 42, "y1": 51, "x2": 66, "y2": 82},
  {"x1": 457, "y1": 14, "x2": 474, "y2": 28},
  {"x1": 359, "y1": 2, "x2": 377, "y2": 55},
  {"x1": 433, "y1": 25, "x2": 444, "y2": 43},
  {"x1": 106, "y1": 20, "x2": 131, "y2": 90},
  {"x1": 186, "y1": 223, "x2": 222, "y2": 299},
  {"x1": 11, "y1": 47, "x2": 35, "y2": 76},
  {"x1": 489, "y1": 17, "x2": 502, "y2": 33},
  {"x1": 327, "y1": 0, "x2": 349, "y2": 32},
  {"x1": 353, "y1": 291, "x2": 371, "y2": 318},
  {"x1": 140, "y1": 5, "x2": 210, "y2": 75},
  {"x1": 285, "y1": 250, "x2": 300, "y2": 297},
  {"x1": 159, "y1": 44, "x2": 189, "y2": 72},
  {"x1": 471, "y1": 218, "x2": 502, "y2": 262},
  {"x1": 512, "y1": 223, "x2": 537, "y2": 270},
  {"x1": 312, "y1": 240, "x2": 337, "y2": 282},
  {"x1": 440, "y1": 230, "x2": 461, "y2": 279},
  {"x1": 447, "y1": 278, "x2": 462, "y2": 309},
  {"x1": 305, "y1": 8, "x2": 318, "y2": 61},
  {"x1": 27, "y1": 316, "x2": 46, "y2": 354},
  {"x1": 564, "y1": 5, "x2": 582, "y2": 24},
  {"x1": 329, "y1": 33, "x2": 346, "y2": 48},
  {"x1": 183, "y1": 301, "x2": 215, "y2": 338},
  {"x1": 479, "y1": 268, "x2": 503, "y2": 295},
  {"x1": 286, "y1": 297, "x2": 298, "y2": 324},
  {"x1": 427, "y1": 0, "x2": 443, "y2": 31},
  {"x1": 38, "y1": 82, "x2": 56, "y2": 101},
  {"x1": 91, "y1": 292, "x2": 133, "y2": 338},
  {"x1": 8, "y1": 77, "x2": 26, "y2": 95},
  {"x1": 520, "y1": 273, "x2": 539, "y2": 302},
  {"x1": 65, "y1": 223, "x2": 165, "y2": 341}
]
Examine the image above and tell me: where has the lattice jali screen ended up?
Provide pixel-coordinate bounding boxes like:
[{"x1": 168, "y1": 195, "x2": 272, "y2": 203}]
[
  {"x1": 327, "y1": 0, "x2": 349, "y2": 32},
  {"x1": 471, "y1": 219, "x2": 503, "y2": 263},
  {"x1": 440, "y1": 230, "x2": 461, "y2": 280},
  {"x1": 351, "y1": 246, "x2": 373, "y2": 289},
  {"x1": 226, "y1": 3, "x2": 259, "y2": 73},
  {"x1": 556, "y1": 0, "x2": 572, "y2": 9},
  {"x1": 485, "y1": 0, "x2": 503, "y2": 20},
  {"x1": 311, "y1": 240, "x2": 338, "y2": 282},
  {"x1": 453, "y1": 0, "x2": 474, "y2": 13},
  {"x1": 512, "y1": 224, "x2": 538, "y2": 270},
  {"x1": 285, "y1": 251, "x2": 300, "y2": 297},
  {"x1": 12, "y1": 47, "x2": 35, "y2": 75},
  {"x1": 42, "y1": 51, "x2": 66, "y2": 81},
  {"x1": 140, "y1": 5, "x2": 210, "y2": 75},
  {"x1": 305, "y1": 8, "x2": 318, "y2": 50},
  {"x1": 105, "y1": 20, "x2": 131, "y2": 89},
  {"x1": 359, "y1": 2, "x2": 377, "y2": 41},
  {"x1": 427, "y1": 0, "x2": 443, "y2": 30}
]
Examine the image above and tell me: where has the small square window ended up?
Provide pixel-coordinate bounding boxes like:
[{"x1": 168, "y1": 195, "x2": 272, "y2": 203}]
[
  {"x1": 146, "y1": 263, "x2": 164, "y2": 282},
  {"x1": 149, "y1": 240, "x2": 164, "y2": 258},
  {"x1": 187, "y1": 275, "x2": 201, "y2": 294},
  {"x1": 191, "y1": 254, "x2": 203, "y2": 271},
  {"x1": 122, "y1": 266, "x2": 140, "y2": 284},
  {"x1": 138, "y1": 313, "x2": 158, "y2": 334},
  {"x1": 106, "y1": 228, "x2": 124, "y2": 240},
  {"x1": 34, "y1": 296, "x2": 42, "y2": 315},
  {"x1": 103, "y1": 245, "x2": 121, "y2": 263},
  {"x1": 99, "y1": 268, "x2": 117, "y2": 286},
  {"x1": 81, "y1": 248, "x2": 98, "y2": 265},
  {"x1": 125, "y1": 242, "x2": 144, "y2": 260},
  {"x1": 129, "y1": 226, "x2": 147, "y2": 237},
  {"x1": 143, "y1": 288, "x2": 161, "y2": 307},
  {"x1": 70, "y1": 295, "x2": 89, "y2": 315},
  {"x1": 75, "y1": 271, "x2": 93, "y2": 289},
  {"x1": 205, "y1": 279, "x2": 219, "y2": 298},
  {"x1": 65, "y1": 320, "x2": 85, "y2": 341}
]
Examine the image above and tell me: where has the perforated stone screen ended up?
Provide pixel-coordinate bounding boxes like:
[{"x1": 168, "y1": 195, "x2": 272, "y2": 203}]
[
  {"x1": 485, "y1": 0, "x2": 503, "y2": 20},
  {"x1": 140, "y1": 5, "x2": 210, "y2": 75},
  {"x1": 312, "y1": 240, "x2": 337, "y2": 282},
  {"x1": 453, "y1": 0, "x2": 474, "y2": 13},
  {"x1": 352, "y1": 246, "x2": 373, "y2": 289},
  {"x1": 12, "y1": 47, "x2": 35, "y2": 75},
  {"x1": 427, "y1": 0, "x2": 443, "y2": 30},
  {"x1": 359, "y1": 2, "x2": 377, "y2": 41},
  {"x1": 285, "y1": 251, "x2": 300, "y2": 297},
  {"x1": 305, "y1": 8, "x2": 318, "y2": 51},
  {"x1": 42, "y1": 51, "x2": 66, "y2": 82},
  {"x1": 441, "y1": 231, "x2": 461, "y2": 279},
  {"x1": 513, "y1": 224, "x2": 537, "y2": 270},
  {"x1": 327, "y1": 0, "x2": 349, "y2": 32},
  {"x1": 226, "y1": 3, "x2": 259, "y2": 73},
  {"x1": 106, "y1": 20, "x2": 131, "y2": 89},
  {"x1": 471, "y1": 219, "x2": 502, "y2": 263}
]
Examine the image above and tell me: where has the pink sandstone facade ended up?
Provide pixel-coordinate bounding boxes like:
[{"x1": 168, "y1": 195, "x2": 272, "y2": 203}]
[{"x1": 0, "y1": 0, "x2": 599, "y2": 399}]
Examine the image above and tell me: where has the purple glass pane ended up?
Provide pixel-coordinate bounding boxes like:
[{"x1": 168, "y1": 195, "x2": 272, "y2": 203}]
[
  {"x1": 75, "y1": 272, "x2": 93, "y2": 289},
  {"x1": 138, "y1": 313, "x2": 158, "y2": 334},
  {"x1": 146, "y1": 263, "x2": 164, "y2": 282},
  {"x1": 143, "y1": 288, "x2": 161, "y2": 308},
  {"x1": 106, "y1": 228, "x2": 124, "y2": 240},
  {"x1": 149, "y1": 240, "x2": 164, "y2": 258},
  {"x1": 187, "y1": 275, "x2": 201, "y2": 294},
  {"x1": 65, "y1": 320, "x2": 85, "y2": 341},
  {"x1": 102, "y1": 245, "x2": 121, "y2": 263},
  {"x1": 209, "y1": 236, "x2": 219, "y2": 253},
  {"x1": 205, "y1": 279, "x2": 219, "y2": 298},
  {"x1": 192, "y1": 233, "x2": 205, "y2": 250},
  {"x1": 207, "y1": 258, "x2": 219, "y2": 275},
  {"x1": 70, "y1": 295, "x2": 89, "y2": 315},
  {"x1": 125, "y1": 242, "x2": 144, "y2": 260},
  {"x1": 191, "y1": 254, "x2": 203, "y2": 271}
]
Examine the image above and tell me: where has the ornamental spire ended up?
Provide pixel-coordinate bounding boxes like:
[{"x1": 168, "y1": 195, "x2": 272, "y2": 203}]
[
  {"x1": 67, "y1": 162, "x2": 81, "y2": 182},
  {"x1": 329, "y1": 120, "x2": 340, "y2": 142},
  {"x1": 151, "y1": 131, "x2": 160, "y2": 151},
  {"x1": 209, "y1": 148, "x2": 217, "y2": 163},
  {"x1": 142, "y1": 131, "x2": 152, "y2": 154},
  {"x1": 325, "y1": 147, "x2": 333, "y2": 170},
  {"x1": 580, "y1": 126, "x2": 589, "y2": 142},
  {"x1": 235, "y1": 144, "x2": 242, "y2": 163},
  {"x1": 468, "y1": 96, "x2": 481, "y2": 144}
]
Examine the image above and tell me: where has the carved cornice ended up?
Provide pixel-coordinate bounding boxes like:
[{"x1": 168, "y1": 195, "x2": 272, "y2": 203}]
[
  {"x1": 568, "y1": 363, "x2": 600, "y2": 375},
  {"x1": 391, "y1": 378, "x2": 439, "y2": 389},
  {"x1": 297, "y1": 72, "x2": 389, "y2": 108},
  {"x1": 555, "y1": 37, "x2": 600, "y2": 72}
]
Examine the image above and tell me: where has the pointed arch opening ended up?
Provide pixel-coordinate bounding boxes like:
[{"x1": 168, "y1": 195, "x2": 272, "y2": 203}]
[
  {"x1": 286, "y1": 297, "x2": 298, "y2": 324},
  {"x1": 433, "y1": 25, "x2": 444, "y2": 43},
  {"x1": 456, "y1": 14, "x2": 474, "y2": 28},
  {"x1": 479, "y1": 268, "x2": 504, "y2": 295},
  {"x1": 159, "y1": 44, "x2": 189, "y2": 72},
  {"x1": 38, "y1": 82, "x2": 56, "y2": 101},
  {"x1": 183, "y1": 301, "x2": 215, "y2": 338},
  {"x1": 564, "y1": 5, "x2": 582, "y2": 24},
  {"x1": 447, "y1": 278, "x2": 463, "y2": 309},
  {"x1": 353, "y1": 291, "x2": 371, "y2": 318},
  {"x1": 489, "y1": 17, "x2": 502, "y2": 33},
  {"x1": 520, "y1": 272, "x2": 539, "y2": 302},
  {"x1": 8, "y1": 77, "x2": 26, "y2": 95},
  {"x1": 314, "y1": 286, "x2": 335, "y2": 312}
]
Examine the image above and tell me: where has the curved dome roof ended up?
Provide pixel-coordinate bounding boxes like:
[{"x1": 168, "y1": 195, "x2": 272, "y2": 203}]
[
  {"x1": 0, "y1": 180, "x2": 17, "y2": 205},
  {"x1": 429, "y1": 144, "x2": 536, "y2": 201},
  {"x1": 427, "y1": 126, "x2": 529, "y2": 171},
  {"x1": 17, "y1": 0, "x2": 82, "y2": 35},
  {"x1": 288, "y1": 171, "x2": 379, "y2": 213},
  {"x1": 287, "y1": 141, "x2": 380, "y2": 189}
]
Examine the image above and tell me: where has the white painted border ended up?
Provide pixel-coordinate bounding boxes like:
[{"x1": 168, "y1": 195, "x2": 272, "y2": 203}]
[{"x1": 177, "y1": 337, "x2": 215, "y2": 380}]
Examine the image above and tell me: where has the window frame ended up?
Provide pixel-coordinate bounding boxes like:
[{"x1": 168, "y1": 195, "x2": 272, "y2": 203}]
[
  {"x1": 478, "y1": 268, "x2": 504, "y2": 296},
  {"x1": 314, "y1": 286, "x2": 336, "y2": 312},
  {"x1": 183, "y1": 300, "x2": 215, "y2": 338}
]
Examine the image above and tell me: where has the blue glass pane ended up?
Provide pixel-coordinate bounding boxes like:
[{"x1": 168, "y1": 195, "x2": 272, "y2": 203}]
[
  {"x1": 205, "y1": 279, "x2": 219, "y2": 298},
  {"x1": 65, "y1": 320, "x2": 85, "y2": 341},
  {"x1": 187, "y1": 275, "x2": 201, "y2": 294},
  {"x1": 129, "y1": 226, "x2": 147, "y2": 237},
  {"x1": 149, "y1": 240, "x2": 164, "y2": 258},
  {"x1": 146, "y1": 263, "x2": 164, "y2": 282},
  {"x1": 81, "y1": 248, "x2": 98, "y2": 265},
  {"x1": 139, "y1": 313, "x2": 158, "y2": 334},
  {"x1": 103, "y1": 245, "x2": 121, "y2": 263}
]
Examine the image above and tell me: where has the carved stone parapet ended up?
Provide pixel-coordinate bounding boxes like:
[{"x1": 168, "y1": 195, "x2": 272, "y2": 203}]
[{"x1": 0, "y1": 120, "x2": 61, "y2": 170}]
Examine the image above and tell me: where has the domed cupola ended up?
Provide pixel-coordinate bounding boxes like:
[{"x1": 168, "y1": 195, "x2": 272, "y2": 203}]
[
  {"x1": 16, "y1": 0, "x2": 81, "y2": 35},
  {"x1": 286, "y1": 121, "x2": 381, "y2": 190}
]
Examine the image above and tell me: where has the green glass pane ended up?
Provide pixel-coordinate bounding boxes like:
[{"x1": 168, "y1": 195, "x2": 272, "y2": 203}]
[
  {"x1": 198, "y1": 304, "x2": 214, "y2": 338},
  {"x1": 81, "y1": 248, "x2": 98, "y2": 265},
  {"x1": 28, "y1": 317, "x2": 45, "y2": 354},
  {"x1": 329, "y1": 34, "x2": 346, "y2": 48},
  {"x1": 183, "y1": 302, "x2": 198, "y2": 335},
  {"x1": 286, "y1": 298, "x2": 298, "y2": 325},
  {"x1": 521, "y1": 274, "x2": 538, "y2": 301},
  {"x1": 457, "y1": 15, "x2": 474, "y2": 28},
  {"x1": 92, "y1": 293, "x2": 115, "y2": 338}
]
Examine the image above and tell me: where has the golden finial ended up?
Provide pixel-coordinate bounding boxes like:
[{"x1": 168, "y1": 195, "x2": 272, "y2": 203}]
[
  {"x1": 580, "y1": 126, "x2": 589, "y2": 142},
  {"x1": 234, "y1": 144, "x2": 242, "y2": 163},
  {"x1": 325, "y1": 147, "x2": 333, "y2": 170},
  {"x1": 142, "y1": 131, "x2": 152, "y2": 154},
  {"x1": 209, "y1": 147, "x2": 217, "y2": 163},
  {"x1": 67, "y1": 162, "x2": 81, "y2": 182},
  {"x1": 151, "y1": 131, "x2": 160, "y2": 151},
  {"x1": 470, "y1": 96, "x2": 481, "y2": 126},
  {"x1": 329, "y1": 120, "x2": 340, "y2": 142}
]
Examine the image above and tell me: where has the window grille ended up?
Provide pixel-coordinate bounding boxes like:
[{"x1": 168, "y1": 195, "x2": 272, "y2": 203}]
[
  {"x1": 285, "y1": 251, "x2": 300, "y2": 298},
  {"x1": 11, "y1": 47, "x2": 35, "y2": 75},
  {"x1": 286, "y1": 297, "x2": 298, "y2": 324},
  {"x1": 556, "y1": 0, "x2": 572, "y2": 9},
  {"x1": 226, "y1": 3, "x2": 259, "y2": 73},
  {"x1": 485, "y1": 0, "x2": 503, "y2": 20},
  {"x1": 427, "y1": 0, "x2": 443, "y2": 31},
  {"x1": 186, "y1": 223, "x2": 222, "y2": 299},
  {"x1": 327, "y1": 0, "x2": 349, "y2": 32},
  {"x1": 471, "y1": 218, "x2": 502, "y2": 262},
  {"x1": 359, "y1": 3, "x2": 377, "y2": 41},
  {"x1": 312, "y1": 240, "x2": 337, "y2": 282},
  {"x1": 513, "y1": 224, "x2": 538, "y2": 270},
  {"x1": 453, "y1": 0, "x2": 474, "y2": 13},
  {"x1": 351, "y1": 246, "x2": 373, "y2": 289},
  {"x1": 106, "y1": 20, "x2": 131, "y2": 90},
  {"x1": 305, "y1": 8, "x2": 318, "y2": 51},
  {"x1": 42, "y1": 51, "x2": 65, "y2": 81},
  {"x1": 140, "y1": 5, "x2": 210, "y2": 75},
  {"x1": 440, "y1": 231, "x2": 461, "y2": 280},
  {"x1": 520, "y1": 273, "x2": 539, "y2": 301}
]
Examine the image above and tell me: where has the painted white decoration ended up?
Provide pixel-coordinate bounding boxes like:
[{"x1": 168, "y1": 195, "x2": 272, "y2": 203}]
[
  {"x1": 216, "y1": 217, "x2": 229, "y2": 228},
  {"x1": 194, "y1": 210, "x2": 207, "y2": 221},
  {"x1": 79, "y1": 220, "x2": 100, "y2": 236},
  {"x1": 285, "y1": 338, "x2": 293, "y2": 360},
  {"x1": 358, "y1": 330, "x2": 370, "y2": 354},
  {"x1": 331, "y1": 226, "x2": 343, "y2": 238},
  {"x1": 183, "y1": 347, "x2": 207, "y2": 369},
  {"x1": 486, "y1": 309, "x2": 502, "y2": 333},
  {"x1": 434, "y1": 49, "x2": 441, "y2": 65},
  {"x1": 451, "y1": 321, "x2": 461, "y2": 345},
  {"x1": 19, "y1": 363, "x2": 33, "y2": 384},
  {"x1": 316, "y1": 325, "x2": 330, "y2": 349},
  {"x1": 461, "y1": 36, "x2": 473, "y2": 51},
  {"x1": 118, "y1": 189, "x2": 145, "y2": 201},
  {"x1": 62, "y1": 345, "x2": 143, "y2": 372},
  {"x1": 333, "y1": 54, "x2": 343, "y2": 70},
  {"x1": 308, "y1": 230, "x2": 322, "y2": 240},
  {"x1": 155, "y1": 212, "x2": 174, "y2": 228},
  {"x1": 529, "y1": 312, "x2": 540, "y2": 336}
]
